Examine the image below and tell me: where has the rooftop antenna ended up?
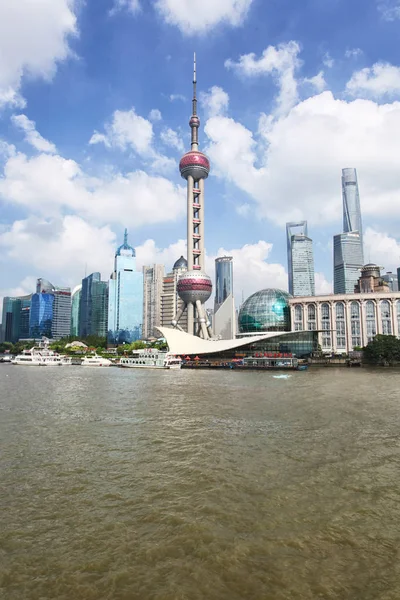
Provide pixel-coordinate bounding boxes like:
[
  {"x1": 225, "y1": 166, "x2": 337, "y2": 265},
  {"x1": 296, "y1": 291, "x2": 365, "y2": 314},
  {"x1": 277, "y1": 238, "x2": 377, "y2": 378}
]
[{"x1": 124, "y1": 228, "x2": 128, "y2": 246}]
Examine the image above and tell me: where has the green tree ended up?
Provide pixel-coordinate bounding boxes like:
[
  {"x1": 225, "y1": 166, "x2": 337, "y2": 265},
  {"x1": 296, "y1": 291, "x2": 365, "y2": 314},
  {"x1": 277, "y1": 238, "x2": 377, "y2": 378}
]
[{"x1": 363, "y1": 335, "x2": 400, "y2": 366}]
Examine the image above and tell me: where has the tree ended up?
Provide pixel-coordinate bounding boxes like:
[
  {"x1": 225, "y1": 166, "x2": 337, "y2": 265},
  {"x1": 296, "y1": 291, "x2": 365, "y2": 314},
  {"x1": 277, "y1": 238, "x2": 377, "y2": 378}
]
[{"x1": 363, "y1": 335, "x2": 400, "y2": 366}]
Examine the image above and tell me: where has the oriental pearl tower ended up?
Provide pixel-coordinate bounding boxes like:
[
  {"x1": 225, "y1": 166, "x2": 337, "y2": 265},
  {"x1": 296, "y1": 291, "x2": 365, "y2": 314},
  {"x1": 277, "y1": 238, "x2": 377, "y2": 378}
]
[{"x1": 172, "y1": 54, "x2": 213, "y2": 339}]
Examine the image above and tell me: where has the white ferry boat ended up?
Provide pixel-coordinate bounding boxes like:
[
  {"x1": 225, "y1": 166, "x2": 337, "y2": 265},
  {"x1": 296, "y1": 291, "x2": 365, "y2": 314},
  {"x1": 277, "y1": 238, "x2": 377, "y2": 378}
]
[
  {"x1": 81, "y1": 354, "x2": 112, "y2": 367},
  {"x1": 119, "y1": 349, "x2": 181, "y2": 369},
  {"x1": 13, "y1": 345, "x2": 62, "y2": 366}
]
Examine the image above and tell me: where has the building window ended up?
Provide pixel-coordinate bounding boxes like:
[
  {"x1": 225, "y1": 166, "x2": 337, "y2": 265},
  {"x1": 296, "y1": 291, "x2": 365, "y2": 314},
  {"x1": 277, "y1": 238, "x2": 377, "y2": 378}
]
[
  {"x1": 366, "y1": 301, "x2": 377, "y2": 344},
  {"x1": 350, "y1": 301, "x2": 361, "y2": 348},
  {"x1": 307, "y1": 304, "x2": 316, "y2": 331},
  {"x1": 294, "y1": 304, "x2": 303, "y2": 331},
  {"x1": 321, "y1": 303, "x2": 331, "y2": 348},
  {"x1": 381, "y1": 300, "x2": 392, "y2": 335},
  {"x1": 335, "y1": 302, "x2": 346, "y2": 349}
]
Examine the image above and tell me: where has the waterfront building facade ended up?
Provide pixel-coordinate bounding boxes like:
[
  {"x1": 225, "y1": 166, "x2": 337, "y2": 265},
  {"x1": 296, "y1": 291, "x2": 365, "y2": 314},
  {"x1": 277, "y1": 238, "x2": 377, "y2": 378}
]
[
  {"x1": 286, "y1": 221, "x2": 315, "y2": 297},
  {"x1": 161, "y1": 257, "x2": 188, "y2": 333},
  {"x1": 1, "y1": 295, "x2": 32, "y2": 343},
  {"x1": 108, "y1": 230, "x2": 143, "y2": 344},
  {"x1": 213, "y1": 256, "x2": 236, "y2": 340},
  {"x1": 290, "y1": 291, "x2": 400, "y2": 353},
  {"x1": 30, "y1": 278, "x2": 71, "y2": 340},
  {"x1": 382, "y1": 272, "x2": 399, "y2": 292},
  {"x1": 333, "y1": 232, "x2": 364, "y2": 294},
  {"x1": 70, "y1": 285, "x2": 82, "y2": 336},
  {"x1": 79, "y1": 273, "x2": 108, "y2": 338},
  {"x1": 142, "y1": 264, "x2": 164, "y2": 338}
]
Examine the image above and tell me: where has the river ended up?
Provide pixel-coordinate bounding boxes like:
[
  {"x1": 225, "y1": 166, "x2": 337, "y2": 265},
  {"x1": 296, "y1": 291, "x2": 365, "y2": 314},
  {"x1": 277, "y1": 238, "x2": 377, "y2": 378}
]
[{"x1": 1, "y1": 365, "x2": 400, "y2": 599}]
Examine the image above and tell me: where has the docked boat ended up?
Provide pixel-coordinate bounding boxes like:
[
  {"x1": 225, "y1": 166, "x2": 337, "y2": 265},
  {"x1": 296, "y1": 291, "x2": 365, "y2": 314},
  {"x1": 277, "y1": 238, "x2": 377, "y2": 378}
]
[
  {"x1": 242, "y1": 352, "x2": 300, "y2": 370},
  {"x1": 12, "y1": 345, "x2": 62, "y2": 366},
  {"x1": 60, "y1": 356, "x2": 82, "y2": 366},
  {"x1": 81, "y1": 354, "x2": 112, "y2": 367},
  {"x1": 119, "y1": 349, "x2": 181, "y2": 369}
]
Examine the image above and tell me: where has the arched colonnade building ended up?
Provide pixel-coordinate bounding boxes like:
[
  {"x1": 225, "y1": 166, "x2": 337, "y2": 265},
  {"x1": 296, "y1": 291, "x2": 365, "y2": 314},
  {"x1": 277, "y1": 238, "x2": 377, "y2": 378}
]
[{"x1": 289, "y1": 292, "x2": 400, "y2": 353}]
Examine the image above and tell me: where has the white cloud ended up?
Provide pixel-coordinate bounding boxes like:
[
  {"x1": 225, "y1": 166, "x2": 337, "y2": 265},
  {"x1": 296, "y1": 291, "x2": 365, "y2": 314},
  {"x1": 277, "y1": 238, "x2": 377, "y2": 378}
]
[
  {"x1": 364, "y1": 228, "x2": 400, "y2": 271},
  {"x1": 303, "y1": 71, "x2": 326, "y2": 93},
  {"x1": 204, "y1": 90, "x2": 400, "y2": 225},
  {"x1": 315, "y1": 272, "x2": 332, "y2": 295},
  {"x1": 11, "y1": 114, "x2": 57, "y2": 153},
  {"x1": 154, "y1": 0, "x2": 253, "y2": 35},
  {"x1": 346, "y1": 62, "x2": 400, "y2": 98},
  {"x1": 0, "y1": 150, "x2": 186, "y2": 228},
  {"x1": 160, "y1": 127, "x2": 184, "y2": 152},
  {"x1": 0, "y1": 216, "x2": 116, "y2": 288},
  {"x1": 225, "y1": 42, "x2": 302, "y2": 115},
  {"x1": 148, "y1": 108, "x2": 162, "y2": 122},
  {"x1": 378, "y1": 1, "x2": 400, "y2": 20},
  {"x1": 345, "y1": 48, "x2": 363, "y2": 59},
  {"x1": 111, "y1": 0, "x2": 141, "y2": 15},
  {"x1": 170, "y1": 94, "x2": 186, "y2": 102},
  {"x1": 200, "y1": 86, "x2": 229, "y2": 117},
  {"x1": 0, "y1": 0, "x2": 77, "y2": 109},
  {"x1": 322, "y1": 52, "x2": 334, "y2": 69},
  {"x1": 136, "y1": 238, "x2": 187, "y2": 271},
  {"x1": 90, "y1": 108, "x2": 154, "y2": 155}
]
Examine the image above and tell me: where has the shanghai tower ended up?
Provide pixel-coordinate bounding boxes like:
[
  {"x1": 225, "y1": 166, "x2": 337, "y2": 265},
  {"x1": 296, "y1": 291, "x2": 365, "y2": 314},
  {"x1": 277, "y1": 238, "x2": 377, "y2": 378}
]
[
  {"x1": 171, "y1": 54, "x2": 213, "y2": 339},
  {"x1": 342, "y1": 167, "x2": 363, "y2": 253}
]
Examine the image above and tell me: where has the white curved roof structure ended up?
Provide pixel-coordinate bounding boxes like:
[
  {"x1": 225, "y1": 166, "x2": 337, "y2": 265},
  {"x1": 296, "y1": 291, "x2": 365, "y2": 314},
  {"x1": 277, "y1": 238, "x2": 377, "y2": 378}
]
[{"x1": 156, "y1": 327, "x2": 294, "y2": 356}]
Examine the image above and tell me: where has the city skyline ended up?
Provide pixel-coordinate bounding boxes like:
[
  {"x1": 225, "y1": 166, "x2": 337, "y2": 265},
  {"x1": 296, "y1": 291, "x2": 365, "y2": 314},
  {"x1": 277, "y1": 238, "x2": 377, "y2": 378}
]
[{"x1": 2, "y1": 1, "x2": 400, "y2": 312}]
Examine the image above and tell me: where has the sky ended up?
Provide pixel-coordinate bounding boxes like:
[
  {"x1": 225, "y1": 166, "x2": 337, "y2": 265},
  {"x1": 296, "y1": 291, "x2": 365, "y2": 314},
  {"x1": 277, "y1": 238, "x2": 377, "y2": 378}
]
[{"x1": 1, "y1": 0, "x2": 400, "y2": 313}]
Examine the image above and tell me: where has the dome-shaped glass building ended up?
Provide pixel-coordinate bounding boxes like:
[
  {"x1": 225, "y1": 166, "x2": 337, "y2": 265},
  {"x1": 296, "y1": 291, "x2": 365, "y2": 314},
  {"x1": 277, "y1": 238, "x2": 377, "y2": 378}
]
[{"x1": 238, "y1": 288, "x2": 292, "y2": 333}]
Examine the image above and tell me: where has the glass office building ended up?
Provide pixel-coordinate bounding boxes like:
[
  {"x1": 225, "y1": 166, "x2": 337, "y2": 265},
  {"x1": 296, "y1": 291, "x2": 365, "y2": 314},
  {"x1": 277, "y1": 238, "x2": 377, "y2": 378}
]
[
  {"x1": 214, "y1": 256, "x2": 233, "y2": 312},
  {"x1": 1, "y1": 295, "x2": 32, "y2": 343},
  {"x1": 29, "y1": 278, "x2": 71, "y2": 339},
  {"x1": 286, "y1": 221, "x2": 315, "y2": 297},
  {"x1": 238, "y1": 289, "x2": 292, "y2": 333},
  {"x1": 70, "y1": 285, "x2": 82, "y2": 336},
  {"x1": 79, "y1": 274, "x2": 108, "y2": 338},
  {"x1": 108, "y1": 230, "x2": 143, "y2": 344},
  {"x1": 342, "y1": 168, "x2": 363, "y2": 253},
  {"x1": 333, "y1": 232, "x2": 364, "y2": 294}
]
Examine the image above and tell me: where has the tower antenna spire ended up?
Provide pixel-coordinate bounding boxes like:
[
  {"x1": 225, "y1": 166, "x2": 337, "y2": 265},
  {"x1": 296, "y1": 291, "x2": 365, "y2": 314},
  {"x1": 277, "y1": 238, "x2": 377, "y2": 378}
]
[{"x1": 124, "y1": 228, "x2": 128, "y2": 246}]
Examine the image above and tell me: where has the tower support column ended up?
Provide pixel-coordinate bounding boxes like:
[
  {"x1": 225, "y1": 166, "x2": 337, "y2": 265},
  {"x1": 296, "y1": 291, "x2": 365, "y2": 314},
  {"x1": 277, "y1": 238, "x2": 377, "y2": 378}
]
[
  {"x1": 187, "y1": 175, "x2": 194, "y2": 270},
  {"x1": 199, "y1": 178, "x2": 205, "y2": 271}
]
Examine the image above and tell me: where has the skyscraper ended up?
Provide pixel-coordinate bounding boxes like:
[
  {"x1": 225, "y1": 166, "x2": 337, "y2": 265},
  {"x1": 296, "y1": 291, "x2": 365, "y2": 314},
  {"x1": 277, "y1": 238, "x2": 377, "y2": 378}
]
[
  {"x1": 382, "y1": 272, "x2": 399, "y2": 292},
  {"x1": 161, "y1": 257, "x2": 188, "y2": 332},
  {"x1": 342, "y1": 168, "x2": 363, "y2": 251},
  {"x1": 213, "y1": 256, "x2": 236, "y2": 339},
  {"x1": 286, "y1": 222, "x2": 315, "y2": 297},
  {"x1": 108, "y1": 229, "x2": 143, "y2": 344},
  {"x1": 70, "y1": 284, "x2": 82, "y2": 336},
  {"x1": 79, "y1": 273, "x2": 108, "y2": 338},
  {"x1": 333, "y1": 232, "x2": 364, "y2": 294},
  {"x1": 30, "y1": 278, "x2": 71, "y2": 339},
  {"x1": 171, "y1": 55, "x2": 213, "y2": 339},
  {"x1": 334, "y1": 168, "x2": 364, "y2": 294},
  {"x1": 143, "y1": 264, "x2": 164, "y2": 338},
  {"x1": 1, "y1": 295, "x2": 32, "y2": 343},
  {"x1": 214, "y1": 257, "x2": 233, "y2": 312}
]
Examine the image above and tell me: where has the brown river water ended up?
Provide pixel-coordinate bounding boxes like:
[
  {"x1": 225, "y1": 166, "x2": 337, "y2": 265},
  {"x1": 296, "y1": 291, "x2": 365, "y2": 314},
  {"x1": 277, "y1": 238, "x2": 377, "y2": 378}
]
[{"x1": 1, "y1": 365, "x2": 400, "y2": 600}]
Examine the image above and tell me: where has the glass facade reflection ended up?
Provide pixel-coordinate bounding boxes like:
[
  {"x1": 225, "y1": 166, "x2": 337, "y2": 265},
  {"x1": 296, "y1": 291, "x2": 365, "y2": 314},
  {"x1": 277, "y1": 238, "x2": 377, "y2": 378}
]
[
  {"x1": 239, "y1": 289, "x2": 291, "y2": 333},
  {"x1": 30, "y1": 293, "x2": 54, "y2": 337},
  {"x1": 214, "y1": 257, "x2": 233, "y2": 311},
  {"x1": 203, "y1": 331, "x2": 317, "y2": 360},
  {"x1": 70, "y1": 285, "x2": 82, "y2": 336},
  {"x1": 108, "y1": 230, "x2": 143, "y2": 344},
  {"x1": 1, "y1": 295, "x2": 31, "y2": 343}
]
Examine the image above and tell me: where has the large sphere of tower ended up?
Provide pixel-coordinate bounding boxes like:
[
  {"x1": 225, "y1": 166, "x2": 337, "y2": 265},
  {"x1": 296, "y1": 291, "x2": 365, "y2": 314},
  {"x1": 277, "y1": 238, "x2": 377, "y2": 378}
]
[
  {"x1": 179, "y1": 150, "x2": 210, "y2": 181},
  {"x1": 177, "y1": 270, "x2": 212, "y2": 304}
]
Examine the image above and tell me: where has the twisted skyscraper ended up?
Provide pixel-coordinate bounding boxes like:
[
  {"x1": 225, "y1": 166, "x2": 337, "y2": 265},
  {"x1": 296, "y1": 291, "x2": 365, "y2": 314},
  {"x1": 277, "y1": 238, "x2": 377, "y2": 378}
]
[{"x1": 172, "y1": 55, "x2": 213, "y2": 339}]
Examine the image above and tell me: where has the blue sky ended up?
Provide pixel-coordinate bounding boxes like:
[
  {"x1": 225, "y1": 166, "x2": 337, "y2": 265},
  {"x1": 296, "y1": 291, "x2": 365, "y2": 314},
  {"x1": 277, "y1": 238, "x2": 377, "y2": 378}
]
[{"x1": 1, "y1": 0, "x2": 400, "y2": 307}]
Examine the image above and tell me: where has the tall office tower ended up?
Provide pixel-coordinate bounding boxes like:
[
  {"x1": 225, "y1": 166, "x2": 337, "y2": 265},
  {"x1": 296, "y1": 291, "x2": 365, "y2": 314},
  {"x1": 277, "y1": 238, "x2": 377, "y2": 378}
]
[
  {"x1": 108, "y1": 229, "x2": 143, "y2": 344},
  {"x1": 70, "y1": 284, "x2": 82, "y2": 336},
  {"x1": 286, "y1": 221, "x2": 315, "y2": 297},
  {"x1": 342, "y1": 168, "x2": 364, "y2": 254},
  {"x1": 1, "y1": 295, "x2": 32, "y2": 343},
  {"x1": 213, "y1": 256, "x2": 236, "y2": 340},
  {"x1": 142, "y1": 264, "x2": 165, "y2": 339},
  {"x1": 171, "y1": 55, "x2": 213, "y2": 339},
  {"x1": 30, "y1": 278, "x2": 71, "y2": 339},
  {"x1": 333, "y1": 232, "x2": 364, "y2": 294},
  {"x1": 334, "y1": 168, "x2": 364, "y2": 294},
  {"x1": 382, "y1": 272, "x2": 399, "y2": 292},
  {"x1": 161, "y1": 257, "x2": 188, "y2": 332},
  {"x1": 79, "y1": 273, "x2": 108, "y2": 338}
]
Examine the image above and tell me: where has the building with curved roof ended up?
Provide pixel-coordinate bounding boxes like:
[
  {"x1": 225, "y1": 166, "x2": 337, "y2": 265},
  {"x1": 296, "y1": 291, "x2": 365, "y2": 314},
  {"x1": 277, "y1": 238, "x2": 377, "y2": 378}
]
[{"x1": 239, "y1": 289, "x2": 291, "y2": 334}]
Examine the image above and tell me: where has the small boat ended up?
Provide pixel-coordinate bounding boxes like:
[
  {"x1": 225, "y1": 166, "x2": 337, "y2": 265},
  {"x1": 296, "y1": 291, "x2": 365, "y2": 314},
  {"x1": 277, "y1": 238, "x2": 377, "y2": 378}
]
[
  {"x1": 60, "y1": 356, "x2": 81, "y2": 366},
  {"x1": 0, "y1": 355, "x2": 12, "y2": 364},
  {"x1": 81, "y1": 354, "x2": 112, "y2": 367},
  {"x1": 12, "y1": 342, "x2": 62, "y2": 366},
  {"x1": 119, "y1": 349, "x2": 181, "y2": 369}
]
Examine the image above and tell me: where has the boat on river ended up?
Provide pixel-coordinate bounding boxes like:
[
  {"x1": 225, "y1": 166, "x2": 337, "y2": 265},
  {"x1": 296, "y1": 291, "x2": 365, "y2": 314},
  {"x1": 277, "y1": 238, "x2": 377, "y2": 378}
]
[
  {"x1": 81, "y1": 354, "x2": 112, "y2": 367},
  {"x1": 12, "y1": 346, "x2": 62, "y2": 366},
  {"x1": 119, "y1": 349, "x2": 181, "y2": 369}
]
